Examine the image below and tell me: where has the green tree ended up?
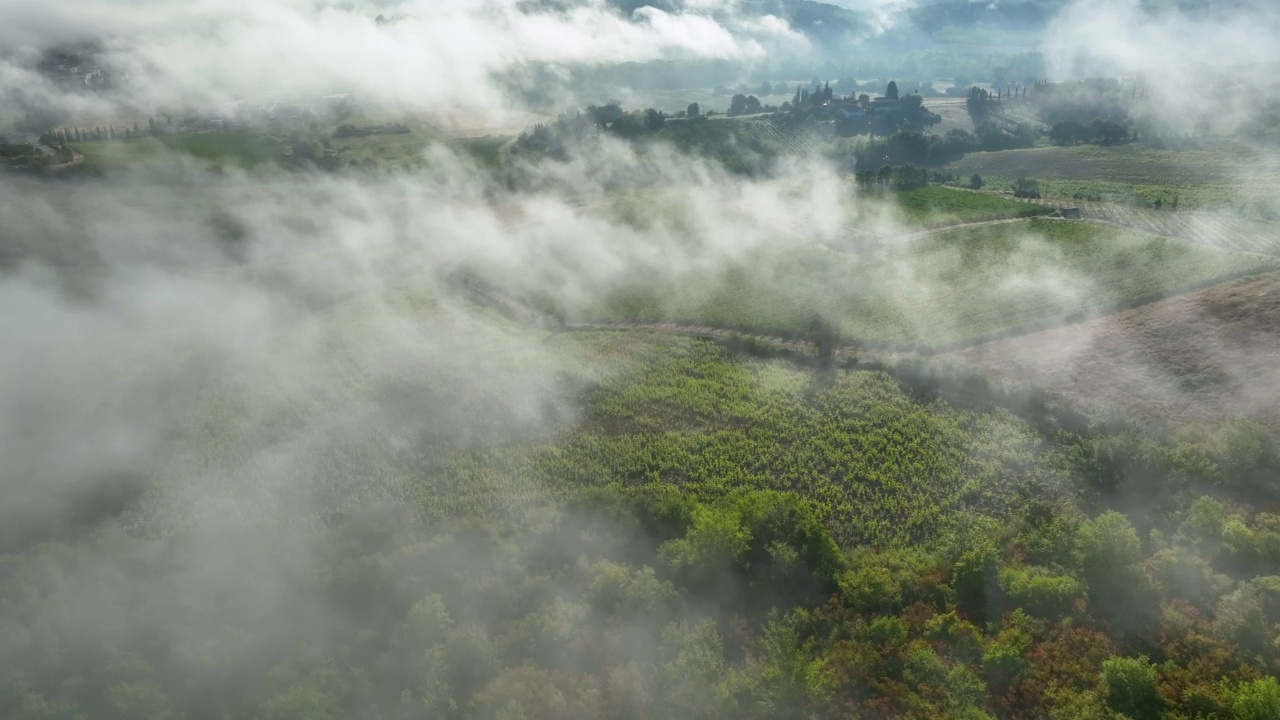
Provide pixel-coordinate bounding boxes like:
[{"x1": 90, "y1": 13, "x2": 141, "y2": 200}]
[
  {"x1": 1100, "y1": 655, "x2": 1163, "y2": 720},
  {"x1": 739, "y1": 612, "x2": 834, "y2": 719},
  {"x1": 687, "y1": 102, "x2": 700, "y2": 118},
  {"x1": 953, "y1": 547, "x2": 999, "y2": 624},
  {"x1": 1074, "y1": 511, "x2": 1159, "y2": 626},
  {"x1": 1234, "y1": 676, "x2": 1280, "y2": 720},
  {"x1": 886, "y1": 80, "x2": 899, "y2": 101},
  {"x1": 105, "y1": 682, "x2": 185, "y2": 720},
  {"x1": 999, "y1": 566, "x2": 1083, "y2": 619},
  {"x1": 659, "y1": 504, "x2": 749, "y2": 589},
  {"x1": 981, "y1": 642, "x2": 1025, "y2": 693},
  {"x1": 591, "y1": 102, "x2": 625, "y2": 127},
  {"x1": 644, "y1": 108, "x2": 666, "y2": 132}
]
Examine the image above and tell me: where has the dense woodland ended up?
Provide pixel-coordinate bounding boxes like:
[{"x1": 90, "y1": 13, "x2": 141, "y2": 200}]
[{"x1": 4, "y1": 335, "x2": 1280, "y2": 720}]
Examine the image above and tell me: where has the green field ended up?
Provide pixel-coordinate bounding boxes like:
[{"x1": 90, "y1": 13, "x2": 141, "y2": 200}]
[
  {"x1": 75, "y1": 132, "x2": 287, "y2": 171},
  {"x1": 893, "y1": 185, "x2": 1055, "y2": 223},
  {"x1": 947, "y1": 143, "x2": 1280, "y2": 219},
  {"x1": 501, "y1": 218, "x2": 1272, "y2": 348},
  {"x1": 324, "y1": 116, "x2": 447, "y2": 168},
  {"x1": 532, "y1": 335, "x2": 1069, "y2": 548},
  {"x1": 71, "y1": 122, "x2": 503, "y2": 174},
  {"x1": 452, "y1": 135, "x2": 509, "y2": 169}
]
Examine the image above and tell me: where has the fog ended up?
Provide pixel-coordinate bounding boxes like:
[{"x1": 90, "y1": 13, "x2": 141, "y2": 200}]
[
  {"x1": 1043, "y1": 0, "x2": 1280, "y2": 134},
  {"x1": 3, "y1": 0, "x2": 1280, "y2": 717}
]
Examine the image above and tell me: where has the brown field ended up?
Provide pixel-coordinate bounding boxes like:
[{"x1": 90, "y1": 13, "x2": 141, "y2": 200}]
[
  {"x1": 924, "y1": 97, "x2": 1043, "y2": 138},
  {"x1": 944, "y1": 272, "x2": 1280, "y2": 435},
  {"x1": 926, "y1": 97, "x2": 976, "y2": 136}
]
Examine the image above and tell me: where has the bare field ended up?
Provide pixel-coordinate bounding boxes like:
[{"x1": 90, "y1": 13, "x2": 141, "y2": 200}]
[
  {"x1": 945, "y1": 272, "x2": 1280, "y2": 435},
  {"x1": 924, "y1": 97, "x2": 975, "y2": 136}
]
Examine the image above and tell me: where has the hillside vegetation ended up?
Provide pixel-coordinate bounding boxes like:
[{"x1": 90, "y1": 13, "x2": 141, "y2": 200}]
[
  {"x1": 475, "y1": 217, "x2": 1273, "y2": 349},
  {"x1": 7, "y1": 327, "x2": 1280, "y2": 720},
  {"x1": 947, "y1": 143, "x2": 1280, "y2": 219}
]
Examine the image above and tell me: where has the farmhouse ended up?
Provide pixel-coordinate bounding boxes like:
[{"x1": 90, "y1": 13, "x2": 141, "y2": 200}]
[
  {"x1": 871, "y1": 97, "x2": 899, "y2": 115},
  {"x1": 832, "y1": 103, "x2": 865, "y2": 120}
]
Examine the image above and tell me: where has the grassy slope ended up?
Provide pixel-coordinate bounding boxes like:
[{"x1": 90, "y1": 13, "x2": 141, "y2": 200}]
[
  {"x1": 566, "y1": 218, "x2": 1271, "y2": 348},
  {"x1": 894, "y1": 185, "x2": 1054, "y2": 223},
  {"x1": 73, "y1": 123, "x2": 501, "y2": 173},
  {"x1": 75, "y1": 132, "x2": 286, "y2": 171}
]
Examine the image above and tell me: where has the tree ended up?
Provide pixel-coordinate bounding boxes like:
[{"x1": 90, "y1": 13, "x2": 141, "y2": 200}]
[
  {"x1": 1050, "y1": 121, "x2": 1085, "y2": 146},
  {"x1": 1074, "y1": 511, "x2": 1141, "y2": 589},
  {"x1": 969, "y1": 173, "x2": 984, "y2": 190},
  {"x1": 590, "y1": 102, "x2": 625, "y2": 127},
  {"x1": 886, "y1": 80, "x2": 899, "y2": 101},
  {"x1": 687, "y1": 102, "x2": 700, "y2": 118},
  {"x1": 953, "y1": 547, "x2": 999, "y2": 623},
  {"x1": 1100, "y1": 656, "x2": 1163, "y2": 720},
  {"x1": 1074, "y1": 511, "x2": 1158, "y2": 627},
  {"x1": 729, "y1": 94, "x2": 749, "y2": 116},
  {"x1": 808, "y1": 314, "x2": 839, "y2": 371},
  {"x1": 890, "y1": 164, "x2": 928, "y2": 191},
  {"x1": 644, "y1": 108, "x2": 666, "y2": 132},
  {"x1": 1234, "y1": 676, "x2": 1280, "y2": 720},
  {"x1": 659, "y1": 504, "x2": 749, "y2": 590},
  {"x1": 965, "y1": 87, "x2": 990, "y2": 123},
  {"x1": 1011, "y1": 177, "x2": 1041, "y2": 198}
]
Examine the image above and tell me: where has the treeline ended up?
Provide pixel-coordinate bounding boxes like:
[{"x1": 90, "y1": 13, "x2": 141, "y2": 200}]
[
  {"x1": 333, "y1": 123, "x2": 411, "y2": 138},
  {"x1": 852, "y1": 164, "x2": 932, "y2": 191},
  {"x1": 1032, "y1": 79, "x2": 1140, "y2": 145},
  {"x1": 851, "y1": 126, "x2": 1036, "y2": 169},
  {"x1": 0, "y1": 142, "x2": 61, "y2": 172},
  {"x1": 514, "y1": 102, "x2": 797, "y2": 176},
  {"x1": 40, "y1": 126, "x2": 137, "y2": 144},
  {"x1": 39, "y1": 116, "x2": 210, "y2": 145},
  {"x1": 1050, "y1": 119, "x2": 1133, "y2": 146}
]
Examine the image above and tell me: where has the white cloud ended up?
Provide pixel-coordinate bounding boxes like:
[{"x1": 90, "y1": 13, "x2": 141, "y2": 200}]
[{"x1": 0, "y1": 0, "x2": 813, "y2": 115}]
